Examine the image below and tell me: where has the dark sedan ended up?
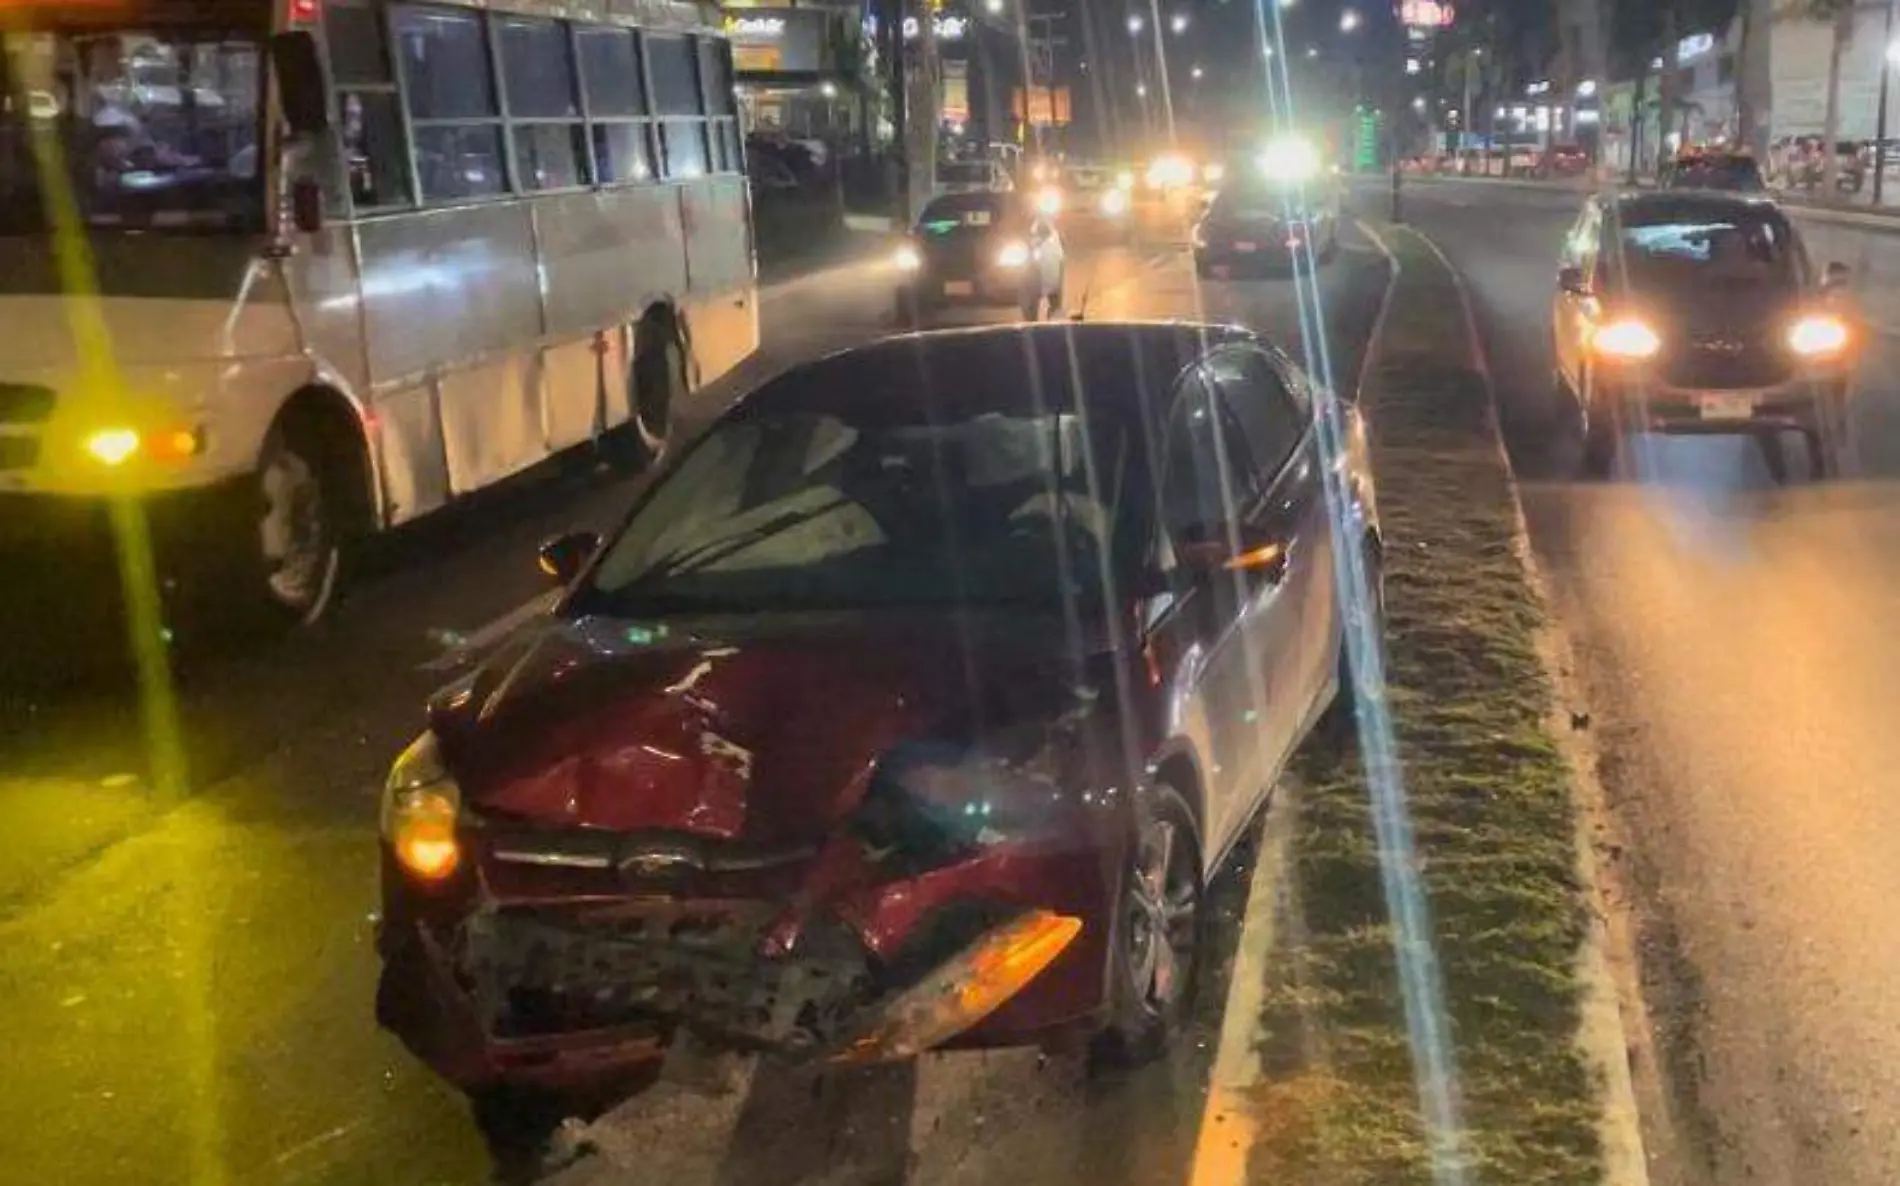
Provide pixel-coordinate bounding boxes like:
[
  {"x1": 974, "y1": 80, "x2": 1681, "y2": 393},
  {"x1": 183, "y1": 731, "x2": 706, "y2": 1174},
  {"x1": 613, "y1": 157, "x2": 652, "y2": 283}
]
[
  {"x1": 1553, "y1": 192, "x2": 1860, "y2": 476},
  {"x1": 894, "y1": 191, "x2": 1065, "y2": 323},
  {"x1": 374, "y1": 323, "x2": 1383, "y2": 1146},
  {"x1": 1193, "y1": 170, "x2": 1342, "y2": 277}
]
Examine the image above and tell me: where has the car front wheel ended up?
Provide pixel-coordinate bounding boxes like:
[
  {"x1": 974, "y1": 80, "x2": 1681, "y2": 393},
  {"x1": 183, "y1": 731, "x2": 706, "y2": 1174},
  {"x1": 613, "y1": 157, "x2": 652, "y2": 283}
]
[{"x1": 1092, "y1": 781, "x2": 1203, "y2": 1069}]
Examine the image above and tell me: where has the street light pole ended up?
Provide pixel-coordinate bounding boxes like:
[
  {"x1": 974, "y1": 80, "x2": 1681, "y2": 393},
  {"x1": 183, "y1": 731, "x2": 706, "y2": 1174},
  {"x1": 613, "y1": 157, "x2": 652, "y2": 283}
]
[{"x1": 1876, "y1": 0, "x2": 1898, "y2": 205}]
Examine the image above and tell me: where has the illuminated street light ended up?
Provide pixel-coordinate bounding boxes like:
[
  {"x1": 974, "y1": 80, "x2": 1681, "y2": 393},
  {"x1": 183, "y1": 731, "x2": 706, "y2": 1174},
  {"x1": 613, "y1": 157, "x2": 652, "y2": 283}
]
[
  {"x1": 1136, "y1": 82, "x2": 1148, "y2": 96},
  {"x1": 1406, "y1": 57, "x2": 1420, "y2": 74},
  {"x1": 1170, "y1": 12, "x2": 1189, "y2": 33},
  {"x1": 1261, "y1": 42, "x2": 1274, "y2": 57},
  {"x1": 985, "y1": 0, "x2": 1003, "y2": 11},
  {"x1": 1127, "y1": 13, "x2": 1143, "y2": 33},
  {"x1": 1412, "y1": 96, "x2": 1426, "y2": 112},
  {"x1": 1340, "y1": 9, "x2": 1360, "y2": 32},
  {"x1": 1191, "y1": 64, "x2": 1204, "y2": 79},
  {"x1": 820, "y1": 81, "x2": 838, "y2": 98},
  {"x1": 1305, "y1": 46, "x2": 1318, "y2": 58}
]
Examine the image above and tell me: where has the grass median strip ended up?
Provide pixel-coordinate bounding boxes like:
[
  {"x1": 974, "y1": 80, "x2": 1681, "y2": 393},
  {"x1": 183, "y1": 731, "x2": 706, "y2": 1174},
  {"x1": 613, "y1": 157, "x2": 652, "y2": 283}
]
[{"x1": 1247, "y1": 224, "x2": 1600, "y2": 1183}]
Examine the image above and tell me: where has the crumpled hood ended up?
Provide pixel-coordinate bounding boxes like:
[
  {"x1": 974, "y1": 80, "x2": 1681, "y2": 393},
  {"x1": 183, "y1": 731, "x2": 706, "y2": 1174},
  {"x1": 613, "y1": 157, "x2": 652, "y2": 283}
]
[{"x1": 429, "y1": 612, "x2": 1110, "y2": 845}]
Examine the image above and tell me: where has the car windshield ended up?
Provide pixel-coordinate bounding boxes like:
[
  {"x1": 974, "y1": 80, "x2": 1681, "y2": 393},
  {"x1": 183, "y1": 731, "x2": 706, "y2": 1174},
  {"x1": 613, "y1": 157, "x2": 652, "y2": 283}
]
[
  {"x1": 584, "y1": 402, "x2": 1140, "y2": 614},
  {"x1": 916, "y1": 192, "x2": 1016, "y2": 234},
  {"x1": 0, "y1": 29, "x2": 263, "y2": 232},
  {"x1": 1609, "y1": 212, "x2": 1800, "y2": 293}
]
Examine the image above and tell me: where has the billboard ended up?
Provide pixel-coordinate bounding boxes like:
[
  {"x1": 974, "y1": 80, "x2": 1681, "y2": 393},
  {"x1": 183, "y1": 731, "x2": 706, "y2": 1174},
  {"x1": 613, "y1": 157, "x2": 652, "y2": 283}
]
[
  {"x1": 1399, "y1": 0, "x2": 1453, "y2": 28},
  {"x1": 1013, "y1": 86, "x2": 1072, "y2": 127}
]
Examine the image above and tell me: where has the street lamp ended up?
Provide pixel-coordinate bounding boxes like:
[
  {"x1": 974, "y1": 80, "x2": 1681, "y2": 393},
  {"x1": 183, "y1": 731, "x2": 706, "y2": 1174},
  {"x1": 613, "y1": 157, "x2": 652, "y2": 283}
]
[
  {"x1": 1412, "y1": 96, "x2": 1426, "y2": 112},
  {"x1": 1340, "y1": 9, "x2": 1361, "y2": 32},
  {"x1": 1170, "y1": 12, "x2": 1189, "y2": 34},
  {"x1": 1127, "y1": 13, "x2": 1143, "y2": 33},
  {"x1": 1261, "y1": 42, "x2": 1275, "y2": 57},
  {"x1": 1136, "y1": 82, "x2": 1148, "y2": 96},
  {"x1": 1191, "y1": 64, "x2": 1204, "y2": 79},
  {"x1": 985, "y1": 0, "x2": 1003, "y2": 12},
  {"x1": 1305, "y1": 46, "x2": 1318, "y2": 59}
]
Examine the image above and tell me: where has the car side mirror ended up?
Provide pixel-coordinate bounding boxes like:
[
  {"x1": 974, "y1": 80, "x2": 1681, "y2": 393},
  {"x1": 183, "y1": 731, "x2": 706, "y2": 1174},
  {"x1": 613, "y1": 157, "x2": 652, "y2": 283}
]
[
  {"x1": 1558, "y1": 265, "x2": 1589, "y2": 295},
  {"x1": 269, "y1": 31, "x2": 330, "y2": 136},
  {"x1": 537, "y1": 530, "x2": 601, "y2": 587},
  {"x1": 1822, "y1": 261, "x2": 1851, "y2": 290}
]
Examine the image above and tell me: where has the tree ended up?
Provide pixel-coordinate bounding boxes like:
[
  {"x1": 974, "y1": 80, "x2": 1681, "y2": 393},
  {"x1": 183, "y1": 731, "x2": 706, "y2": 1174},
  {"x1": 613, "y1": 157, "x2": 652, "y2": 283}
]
[
  {"x1": 1793, "y1": 0, "x2": 1857, "y2": 192},
  {"x1": 1609, "y1": 0, "x2": 1740, "y2": 175}
]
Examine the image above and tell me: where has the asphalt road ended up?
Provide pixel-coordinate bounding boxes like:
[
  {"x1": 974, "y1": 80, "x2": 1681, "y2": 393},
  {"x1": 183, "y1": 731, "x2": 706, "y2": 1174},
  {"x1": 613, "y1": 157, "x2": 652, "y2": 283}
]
[
  {"x1": 1392, "y1": 177, "x2": 1900, "y2": 1186},
  {"x1": 0, "y1": 225, "x2": 1388, "y2": 1186}
]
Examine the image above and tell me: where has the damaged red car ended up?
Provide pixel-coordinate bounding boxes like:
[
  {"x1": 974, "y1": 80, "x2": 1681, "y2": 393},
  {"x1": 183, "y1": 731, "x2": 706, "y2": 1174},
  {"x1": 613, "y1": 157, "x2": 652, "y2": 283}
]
[{"x1": 375, "y1": 322, "x2": 1383, "y2": 1120}]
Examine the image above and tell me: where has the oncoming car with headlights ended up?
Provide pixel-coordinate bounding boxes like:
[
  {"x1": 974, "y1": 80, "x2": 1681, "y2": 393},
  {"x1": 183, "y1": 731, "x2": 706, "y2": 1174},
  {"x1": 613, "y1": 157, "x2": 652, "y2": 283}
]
[
  {"x1": 1193, "y1": 137, "x2": 1341, "y2": 277},
  {"x1": 1554, "y1": 192, "x2": 1860, "y2": 476},
  {"x1": 894, "y1": 191, "x2": 1065, "y2": 324},
  {"x1": 374, "y1": 323, "x2": 1384, "y2": 1142}
]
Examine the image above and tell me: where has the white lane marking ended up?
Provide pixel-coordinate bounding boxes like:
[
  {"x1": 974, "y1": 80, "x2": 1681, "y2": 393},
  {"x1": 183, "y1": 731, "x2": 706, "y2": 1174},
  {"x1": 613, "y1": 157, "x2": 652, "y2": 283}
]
[
  {"x1": 417, "y1": 590, "x2": 559, "y2": 673},
  {"x1": 1187, "y1": 797, "x2": 1298, "y2": 1186}
]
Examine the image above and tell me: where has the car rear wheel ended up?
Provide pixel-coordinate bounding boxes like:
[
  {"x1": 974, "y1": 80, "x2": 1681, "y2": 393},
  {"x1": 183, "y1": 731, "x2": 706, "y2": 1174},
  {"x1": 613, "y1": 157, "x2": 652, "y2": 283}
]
[{"x1": 1092, "y1": 781, "x2": 1203, "y2": 1069}]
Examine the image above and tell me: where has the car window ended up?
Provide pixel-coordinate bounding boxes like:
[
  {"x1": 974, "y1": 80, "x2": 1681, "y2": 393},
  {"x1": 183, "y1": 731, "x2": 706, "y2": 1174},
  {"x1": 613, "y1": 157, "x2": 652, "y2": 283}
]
[
  {"x1": 587, "y1": 407, "x2": 1139, "y2": 612},
  {"x1": 1604, "y1": 210, "x2": 1801, "y2": 292},
  {"x1": 1203, "y1": 347, "x2": 1308, "y2": 491},
  {"x1": 1159, "y1": 371, "x2": 1257, "y2": 544}
]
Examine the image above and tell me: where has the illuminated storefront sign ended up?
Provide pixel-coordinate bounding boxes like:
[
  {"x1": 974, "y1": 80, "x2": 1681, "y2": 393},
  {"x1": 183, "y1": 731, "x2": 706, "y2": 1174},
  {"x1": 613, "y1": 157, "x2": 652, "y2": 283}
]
[{"x1": 1399, "y1": 0, "x2": 1453, "y2": 28}]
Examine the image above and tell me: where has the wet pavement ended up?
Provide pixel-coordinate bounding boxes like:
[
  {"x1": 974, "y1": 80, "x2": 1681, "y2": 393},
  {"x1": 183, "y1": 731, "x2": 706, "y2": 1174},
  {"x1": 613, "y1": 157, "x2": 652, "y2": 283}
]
[{"x1": 0, "y1": 226, "x2": 1390, "y2": 1185}]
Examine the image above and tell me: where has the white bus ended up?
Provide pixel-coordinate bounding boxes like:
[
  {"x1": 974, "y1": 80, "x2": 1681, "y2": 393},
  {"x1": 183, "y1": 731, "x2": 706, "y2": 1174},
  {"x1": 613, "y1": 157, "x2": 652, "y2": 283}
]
[{"x1": 0, "y1": 0, "x2": 758, "y2": 623}]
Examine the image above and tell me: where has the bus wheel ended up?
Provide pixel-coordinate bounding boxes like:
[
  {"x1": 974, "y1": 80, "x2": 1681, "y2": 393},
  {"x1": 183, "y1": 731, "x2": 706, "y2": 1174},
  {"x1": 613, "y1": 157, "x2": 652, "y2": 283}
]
[
  {"x1": 254, "y1": 426, "x2": 344, "y2": 625},
  {"x1": 629, "y1": 320, "x2": 687, "y2": 466}
]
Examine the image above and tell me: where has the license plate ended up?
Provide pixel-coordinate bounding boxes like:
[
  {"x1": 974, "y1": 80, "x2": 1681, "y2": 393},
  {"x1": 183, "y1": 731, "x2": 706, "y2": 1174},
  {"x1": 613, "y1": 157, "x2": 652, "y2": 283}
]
[
  {"x1": 943, "y1": 280, "x2": 975, "y2": 296},
  {"x1": 1234, "y1": 241, "x2": 1258, "y2": 253},
  {"x1": 1699, "y1": 394, "x2": 1756, "y2": 420}
]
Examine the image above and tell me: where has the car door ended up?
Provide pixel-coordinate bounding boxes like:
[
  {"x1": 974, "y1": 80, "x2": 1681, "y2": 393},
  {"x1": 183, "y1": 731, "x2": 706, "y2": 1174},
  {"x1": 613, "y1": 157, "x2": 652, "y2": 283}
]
[
  {"x1": 1154, "y1": 367, "x2": 1270, "y2": 851},
  {"x1": 1203, "y1": 346, "x2": 1335, "y2": 798}
]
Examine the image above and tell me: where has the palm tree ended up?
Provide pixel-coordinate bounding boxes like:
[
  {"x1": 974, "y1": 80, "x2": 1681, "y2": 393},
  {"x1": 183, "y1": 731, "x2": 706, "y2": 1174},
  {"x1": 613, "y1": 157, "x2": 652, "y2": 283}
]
[{"x1": 1793, "y1": 0, "x2": 1857, "y2": 193}]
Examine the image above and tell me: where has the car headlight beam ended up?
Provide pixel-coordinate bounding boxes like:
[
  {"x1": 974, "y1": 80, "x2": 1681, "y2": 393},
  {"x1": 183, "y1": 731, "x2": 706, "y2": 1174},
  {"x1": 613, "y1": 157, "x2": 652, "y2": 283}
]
[
  {"x1": 1788, "y1": 313, "x2": 1849, "y2": 357},
  {"x1": 1590, "y1": 317, "x2": 1662, "y2": 360}
]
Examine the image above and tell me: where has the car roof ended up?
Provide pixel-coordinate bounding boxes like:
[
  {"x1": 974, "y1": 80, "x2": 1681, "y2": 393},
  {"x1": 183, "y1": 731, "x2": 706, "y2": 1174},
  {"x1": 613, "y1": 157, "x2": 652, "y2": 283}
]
[
  {"x1": 1607, "y1": 190, "x2": 1787, "y2": 223},
  {"x1": 729, "y1": 322, "x2": 1257, "y2": 431}
]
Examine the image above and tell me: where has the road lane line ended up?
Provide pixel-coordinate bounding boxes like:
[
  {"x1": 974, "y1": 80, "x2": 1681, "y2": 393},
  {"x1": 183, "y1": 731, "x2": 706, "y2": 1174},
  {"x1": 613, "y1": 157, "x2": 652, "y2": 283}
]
[
  {"x1": 1187, "y1": 795, "x2": 1297, "y2": 1186},
  {"x1": 418, "y1": 590, "x2": 559, "y2": 673}
]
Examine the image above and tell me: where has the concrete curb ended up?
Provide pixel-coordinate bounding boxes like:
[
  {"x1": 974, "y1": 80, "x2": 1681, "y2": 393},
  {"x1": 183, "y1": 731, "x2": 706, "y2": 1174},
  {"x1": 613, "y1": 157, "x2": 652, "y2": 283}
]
[{"x1": 1354, "y1": 216, "x2": 1655, "y2": 1186}]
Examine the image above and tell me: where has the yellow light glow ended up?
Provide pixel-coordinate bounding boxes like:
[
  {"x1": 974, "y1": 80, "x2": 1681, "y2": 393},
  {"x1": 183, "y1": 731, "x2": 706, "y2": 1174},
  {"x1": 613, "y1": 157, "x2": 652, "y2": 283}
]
[
  {"x1": 1788, "y1": 313, "x2": 1849, "y2": 356},
  {"x1": 893, "y1": 243, "x2": 922, "y2": 271},
  {"x1": 1146, "y1": 153, "x2": 1195, "y2": 190},
  {"x1": 1035, "y1": 185, "x2": 1063, "y2": 216},
  {"x1": 1202, "y1": 162, "x2": 1226, "y2": 184},
  {"x1": 391, "y1": 788, "x2": 461, "y2": 881},
  {"x1": 1257, "y1": 134, "x2": 1321, "y2": 182},
  {"x1": 996, "y1": 240, "x2": 1030, "y2": 268},
  {"x1": 1590, "y1": 318, "x2": 1662, "y2": 360},
  {"x1": 1115, "y1": 169, "x2": 1135, "y2": 190},
  {"x1": 1098, "y1": 187, "x2": 1130, "y2": 216},
  {"x1": 84, "y1": 427, "x2": 141, "y2": 466}
]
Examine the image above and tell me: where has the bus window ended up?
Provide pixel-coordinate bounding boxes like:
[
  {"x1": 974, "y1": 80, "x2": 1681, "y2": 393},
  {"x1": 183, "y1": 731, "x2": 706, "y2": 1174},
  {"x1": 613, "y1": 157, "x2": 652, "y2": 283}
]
[
  {"x1": 661, "y1": 120, "x2": 706, "y2": 179},
  {"x1": 645, "y1": 34, "x2": 700, "y2": 116},
  {"x1": 326, "y1": 0, "x2": 412, "y2": 210},
  {"x1": 576, "y1": 26, "x2": 651, "y2": 184},
  {"x1": 392, "y1": 4, "x2": 506, "y2": 201},
  {"x1": 498, "y1": 16, "x2": 586, "y2": 190}
]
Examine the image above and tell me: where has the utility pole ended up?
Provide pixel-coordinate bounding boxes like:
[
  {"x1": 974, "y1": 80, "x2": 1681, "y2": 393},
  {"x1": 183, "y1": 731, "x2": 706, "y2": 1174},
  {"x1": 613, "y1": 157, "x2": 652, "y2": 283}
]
[{"x1": 1876, "y1": 0, "x2": 1897, "y2": 205}]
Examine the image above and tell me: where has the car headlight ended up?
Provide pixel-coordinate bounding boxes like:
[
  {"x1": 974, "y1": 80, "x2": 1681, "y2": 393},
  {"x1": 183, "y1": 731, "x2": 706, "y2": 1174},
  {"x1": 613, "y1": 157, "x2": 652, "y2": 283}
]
[
  {"x1": 996, "y1": 240, "x2": 1030, "y2": 268},
  {"x1": 1115, "y1": 169, "x2": 1134, "y2": 190},
  {"x1": 1590, "y1": 317, "x2": 1662, "y2": 360},
  {"x1": 894, "y1": 243, "x2": 922, "y2": 271},
  {"x1": 1035, "y1": 186, "x2": 1063, "y2": 216},
  {"x1": 1098, "y1": 187, "x2": 1129, "y2": 217},
  {"x1": 383, "y1": 732, "x2": 463, "y2": 882},
  {"x1": 1788, "y1": 313, "x2": 1849, "y2": 357}
]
